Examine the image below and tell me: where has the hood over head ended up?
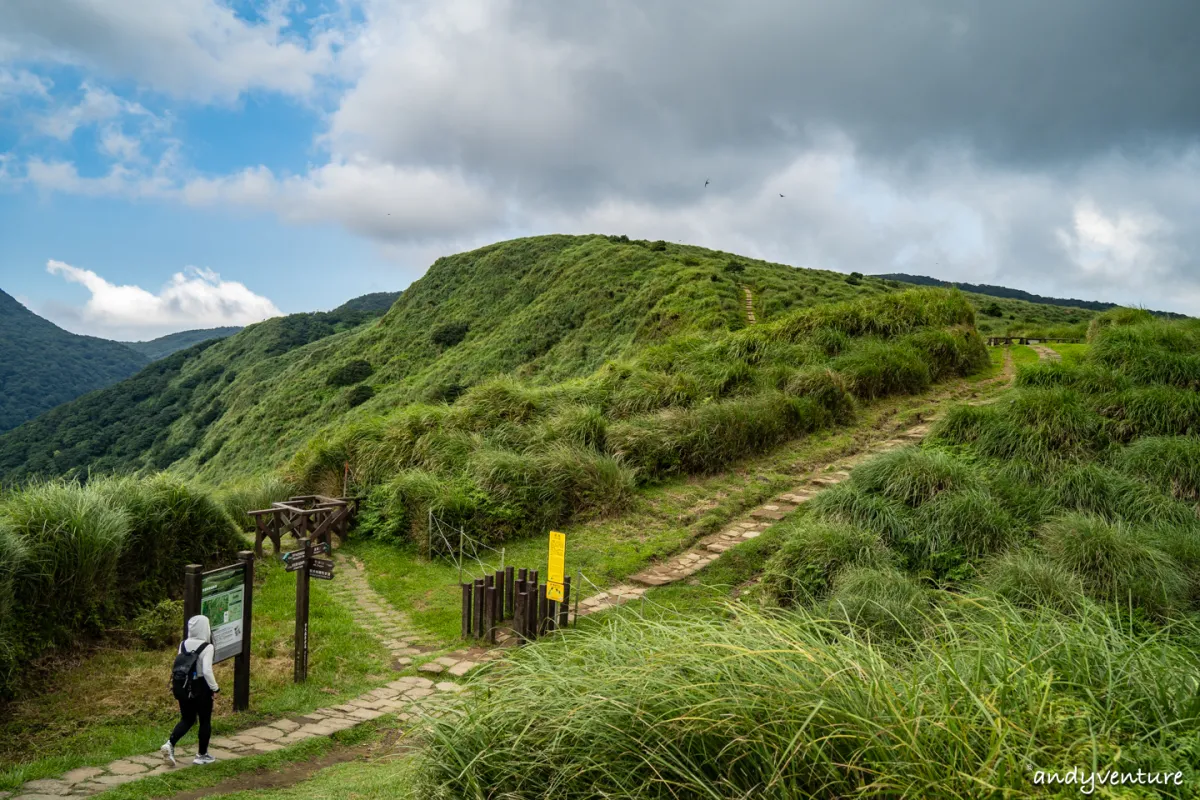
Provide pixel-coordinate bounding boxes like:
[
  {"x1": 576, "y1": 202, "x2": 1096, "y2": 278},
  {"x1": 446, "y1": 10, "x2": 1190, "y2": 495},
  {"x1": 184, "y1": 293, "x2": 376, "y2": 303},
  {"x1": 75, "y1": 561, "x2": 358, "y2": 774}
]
[{"x1": 187, "y1": 615, "x2": 212, "y2": 643}]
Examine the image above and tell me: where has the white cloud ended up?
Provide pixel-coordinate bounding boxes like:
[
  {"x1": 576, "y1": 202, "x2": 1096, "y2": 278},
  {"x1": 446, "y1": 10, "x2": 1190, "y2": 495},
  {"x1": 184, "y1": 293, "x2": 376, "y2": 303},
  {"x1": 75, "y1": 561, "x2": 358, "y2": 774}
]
[
  {"x1": 0, "y1": 66, "x2": 50, "y2": 98},
  {"x1": 34, "y1": 82, "x2": 152, "y2": 139},
  {"x1": 0, "y1": 0, "x2": 346, "y2": 103},
  {"x1": 181, "y1": 157, "x2": 508, "y2": 240},
  {"x1": 44, "y1": 259, "x2": 282, "y2": 338}
]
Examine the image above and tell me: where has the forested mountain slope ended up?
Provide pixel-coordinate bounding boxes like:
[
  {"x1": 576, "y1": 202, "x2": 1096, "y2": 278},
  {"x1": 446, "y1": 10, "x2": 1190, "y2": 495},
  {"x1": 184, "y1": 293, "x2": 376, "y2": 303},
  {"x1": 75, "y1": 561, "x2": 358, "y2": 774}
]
[{"x1": 0, "y1": 290, "x2": 149, "y2": 432}]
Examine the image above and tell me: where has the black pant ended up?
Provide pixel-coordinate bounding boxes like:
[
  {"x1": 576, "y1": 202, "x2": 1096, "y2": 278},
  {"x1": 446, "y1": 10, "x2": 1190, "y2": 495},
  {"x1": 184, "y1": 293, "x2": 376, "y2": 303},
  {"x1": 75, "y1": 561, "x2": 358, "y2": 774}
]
[{"x1": 170, "y1": 689, "x2": 213, "y2": 754}]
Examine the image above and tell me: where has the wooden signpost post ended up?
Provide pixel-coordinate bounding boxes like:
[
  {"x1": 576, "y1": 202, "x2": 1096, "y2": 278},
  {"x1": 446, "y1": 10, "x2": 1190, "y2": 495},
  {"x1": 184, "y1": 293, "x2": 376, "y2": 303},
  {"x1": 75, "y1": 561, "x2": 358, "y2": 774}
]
[{"x1": 283, "y1": 538, "x2": 335, "y2": 683}]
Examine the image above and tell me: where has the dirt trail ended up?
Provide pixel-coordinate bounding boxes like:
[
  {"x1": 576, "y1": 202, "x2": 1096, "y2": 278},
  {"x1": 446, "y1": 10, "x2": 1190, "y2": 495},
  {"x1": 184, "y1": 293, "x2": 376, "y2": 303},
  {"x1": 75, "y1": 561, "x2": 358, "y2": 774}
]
[{"x1": 8, "y1": 351, "x2": 1024, "y2": 800}]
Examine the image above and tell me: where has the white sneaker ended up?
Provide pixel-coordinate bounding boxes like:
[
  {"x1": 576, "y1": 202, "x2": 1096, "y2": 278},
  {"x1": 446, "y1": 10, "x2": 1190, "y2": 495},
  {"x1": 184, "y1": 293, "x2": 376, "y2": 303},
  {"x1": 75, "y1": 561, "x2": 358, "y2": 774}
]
[
  {"x1": 193, "y1": 753, "x2": 216, "y2": 765},
  {"x1": 160, "y1": 742, "x2": 176, "y2": 766}
]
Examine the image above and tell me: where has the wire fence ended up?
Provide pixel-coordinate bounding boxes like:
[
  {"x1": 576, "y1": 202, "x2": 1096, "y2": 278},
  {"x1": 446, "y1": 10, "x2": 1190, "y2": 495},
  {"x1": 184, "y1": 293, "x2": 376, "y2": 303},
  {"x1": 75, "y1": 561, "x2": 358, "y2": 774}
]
[{"x1": 428, "y1": 512, "x2": 505, "y2": 584}]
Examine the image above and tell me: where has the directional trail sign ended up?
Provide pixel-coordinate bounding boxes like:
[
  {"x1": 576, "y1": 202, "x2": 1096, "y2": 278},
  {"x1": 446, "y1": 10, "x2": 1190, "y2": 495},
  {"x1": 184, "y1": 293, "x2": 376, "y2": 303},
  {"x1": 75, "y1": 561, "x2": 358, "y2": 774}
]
[
  {"x1": 309, "y1": 557, "x2": 335, "y2": 571},
  {"x1": 309, "y1": 568, "x2": 335, "y2": 581}
]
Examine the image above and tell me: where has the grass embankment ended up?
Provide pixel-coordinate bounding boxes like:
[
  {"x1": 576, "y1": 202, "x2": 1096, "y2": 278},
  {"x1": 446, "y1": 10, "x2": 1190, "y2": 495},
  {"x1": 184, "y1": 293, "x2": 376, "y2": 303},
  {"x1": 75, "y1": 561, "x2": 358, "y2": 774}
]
[
  {"x1": 0, "y1": 556, "x2": 389, "y2": 790},
  {"x1": 413, "y1": 308, "x2": 1200, "y2": 797},
  {"x1": 0, "y1": 476, "x2": 245, "y2": 698},
  {"x1": 292, "y1": 289, "x2": 988, "y2": 553}
]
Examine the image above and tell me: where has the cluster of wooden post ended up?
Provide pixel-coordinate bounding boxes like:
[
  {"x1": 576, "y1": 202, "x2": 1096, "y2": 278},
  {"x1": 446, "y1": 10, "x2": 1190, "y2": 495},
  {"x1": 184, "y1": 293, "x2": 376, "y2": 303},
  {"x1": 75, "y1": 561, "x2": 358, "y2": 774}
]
[{"x1": 461, "y1": 566, "x2": 571, "y2": 643}]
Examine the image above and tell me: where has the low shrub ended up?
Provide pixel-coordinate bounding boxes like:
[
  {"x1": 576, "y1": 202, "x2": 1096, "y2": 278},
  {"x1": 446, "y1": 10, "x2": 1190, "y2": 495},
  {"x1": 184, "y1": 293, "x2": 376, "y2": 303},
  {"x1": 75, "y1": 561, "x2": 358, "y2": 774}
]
[
  {"x1": 451, "y1": 377, "x2": 545, "y2": 430},
  {"x1": 1040, "y1": 512, "x2": 1187, "y2": 616},
  {"x1": 1117, "y1": 435, "x2": 1200, "y2": 501},
  {"x1": 131, "y1": 598, "x2": 185, "y2": 649},
  {"x1": 850, "y1": 446, "x2": 978, "y2": 507},
  {"x1": 345, "y1": 384, "x2": 375, "y2": 407},
  {"x1": 912, "y1": 488, "x2": 1024, "y2": 560},
  {"x1": 325, "y1": 358, "x2": 374, "y2": 387},
  {"x1": 1086, "y1": 307, "x2": 1154, "y2": 342},
  {"x1": 537, "y1": 404, "x2": 607, "y2": 451},
  {"x1": 430, "y1": 321, "x2": 470, "y2": 348},
  {"x1": 94, "y1": 475, "x2": 244, "y2": 610},
  {"x1": 832, "y1": 340, "x2": 931, "y2": 400},
  {"x1": 1093, "y1": 386, "x2": 1200, "y2": 438},
  {"x1": 1, "y1": 481, "x2": 128, "y2": 642},
  {"x1": 979, "y1": 549, "x2": 1087, "y2": 613},
  {"x1": 805, "y1": 482, "x2": 913, "y2": 543},
  {"x1": 218, "y1": 473, "x2": 297, "y2": 531},
  {"x1": 1050, "y1": 463, "x2": 1193, "y2": 526},
  {"x1": 903, "y1": 327, "x2": 989, "y2": 381},
  {"x1": 761, "y1": 520, "x2": 893, "y2": 607},
  {"x1": 607, "y1": 393, "x2": 819, "y2": 480},
  {"x1": 824, "y1": 566, "x2": 930, "y2": 638},
  {"x1": 1015, "y1": 361, "x2": 1131, "y2": 394},
  {"x1": 783, "y1": 367, "x2": 855, "y2": 423}
]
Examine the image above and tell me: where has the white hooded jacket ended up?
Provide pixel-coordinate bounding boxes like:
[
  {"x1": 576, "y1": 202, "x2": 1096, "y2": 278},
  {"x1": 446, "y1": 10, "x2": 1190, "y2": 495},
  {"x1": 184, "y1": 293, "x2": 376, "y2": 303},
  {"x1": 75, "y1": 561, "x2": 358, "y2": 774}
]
[{"x1": 180, "y1": 615, "x2": 219, "y2": 693}]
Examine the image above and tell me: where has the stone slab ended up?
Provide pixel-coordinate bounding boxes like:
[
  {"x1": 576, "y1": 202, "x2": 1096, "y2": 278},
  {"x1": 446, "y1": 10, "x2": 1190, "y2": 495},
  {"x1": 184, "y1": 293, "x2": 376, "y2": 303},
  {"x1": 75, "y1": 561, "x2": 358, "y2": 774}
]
[{"x1": 61, "y1": 769, "x2": 104, "y2": 785}]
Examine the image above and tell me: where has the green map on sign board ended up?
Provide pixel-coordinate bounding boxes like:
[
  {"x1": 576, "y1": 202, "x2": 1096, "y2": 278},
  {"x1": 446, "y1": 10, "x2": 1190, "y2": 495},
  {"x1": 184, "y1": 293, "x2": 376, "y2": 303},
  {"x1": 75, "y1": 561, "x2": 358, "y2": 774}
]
[{"x1": 200, "y1": 565, "x2": 245, "y2": 663}]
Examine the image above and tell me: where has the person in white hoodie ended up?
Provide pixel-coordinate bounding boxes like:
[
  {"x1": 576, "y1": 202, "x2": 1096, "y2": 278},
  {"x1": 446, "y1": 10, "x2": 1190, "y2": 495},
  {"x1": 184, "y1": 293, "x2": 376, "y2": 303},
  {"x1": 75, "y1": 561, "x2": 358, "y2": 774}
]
[{"x1": 161, "y1": 615, "x2": 219, "y2": 766}]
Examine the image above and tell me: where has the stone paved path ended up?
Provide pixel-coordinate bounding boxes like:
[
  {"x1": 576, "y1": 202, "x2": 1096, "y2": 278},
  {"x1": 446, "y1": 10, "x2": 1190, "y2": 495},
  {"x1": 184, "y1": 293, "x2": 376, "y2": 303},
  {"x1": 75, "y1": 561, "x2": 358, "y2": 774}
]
[
  {"x1": 9, "y1": 352, "x2": 1023, "y2": 799},
  {"x1": 743, "y1": 286, "x2": 757, "y2": 325},
  {"x1": 1030, "y1": 344, "x2": 1062, "y2": 362}
]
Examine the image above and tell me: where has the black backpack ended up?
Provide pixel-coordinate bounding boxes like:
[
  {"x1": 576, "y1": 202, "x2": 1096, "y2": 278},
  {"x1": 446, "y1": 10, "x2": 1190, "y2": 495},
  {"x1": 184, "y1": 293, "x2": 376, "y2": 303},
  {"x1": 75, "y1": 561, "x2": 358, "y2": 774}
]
[{"x1": 170, "y1": 642, "x2": 208, "y2": 701}]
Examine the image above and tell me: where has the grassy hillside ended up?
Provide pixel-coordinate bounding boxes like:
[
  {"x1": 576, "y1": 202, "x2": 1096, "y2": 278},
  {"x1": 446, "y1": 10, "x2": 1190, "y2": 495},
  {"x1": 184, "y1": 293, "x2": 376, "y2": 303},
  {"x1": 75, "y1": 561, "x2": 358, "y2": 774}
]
[
  {"x1": 0, "y1": 235, "x2": 901, "y2": 485},
  {"x1": 0, "y1": 290, "x2": 149, "y2": 433},
  {"x1": 120, "y1": 326, "x2": 242, "y2": 361},
  {"x1": 0, "y1": 300, "x2": 397, "y2": 484},
  {"x1": 419, "y1": 309, "x2": 1200, "y2": 797},
  {"x1": 0, "y1": 236, "x2": 1099, "y2": 489}
]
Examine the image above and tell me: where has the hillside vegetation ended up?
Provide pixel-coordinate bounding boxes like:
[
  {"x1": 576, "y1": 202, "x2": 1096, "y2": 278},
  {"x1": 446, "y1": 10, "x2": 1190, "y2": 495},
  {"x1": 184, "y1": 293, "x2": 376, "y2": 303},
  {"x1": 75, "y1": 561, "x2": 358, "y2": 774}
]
[
  {"x1": 418, "y1": 308, "x2": 1200, "y2": 796},
  {"x1": 120, "y1": 326, "x2": 242, "y2": 361},
  {"x1": 0, "y1": 290, "x2": 149, "y2": 433},
  {"x1": 292, "y1": 286, "x2": 987, "y2": 547},
  {"x1": 0, "y1": 475, "x2": 242, "y2": 697},
  {"x1": 0, "y1": 300, "x2": 399, "y2": 484},
  {"x1": 0, "y1": 236, "x2": 906, "y2": 485}
]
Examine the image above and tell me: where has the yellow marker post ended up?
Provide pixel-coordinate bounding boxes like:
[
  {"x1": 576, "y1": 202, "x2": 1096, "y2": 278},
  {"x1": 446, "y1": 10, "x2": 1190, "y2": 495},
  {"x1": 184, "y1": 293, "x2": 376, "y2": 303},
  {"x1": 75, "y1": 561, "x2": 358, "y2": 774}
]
[{"x1": 546, "y1": 530, "x2": 566, "y2": 601}]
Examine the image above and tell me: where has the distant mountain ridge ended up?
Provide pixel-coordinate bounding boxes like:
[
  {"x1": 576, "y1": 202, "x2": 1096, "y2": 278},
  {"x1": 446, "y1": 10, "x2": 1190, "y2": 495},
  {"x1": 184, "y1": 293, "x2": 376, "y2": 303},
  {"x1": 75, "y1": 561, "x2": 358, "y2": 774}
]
[
  {"x1": 0, "y1": 289, "x2": 149, "y2": 432},
  {"x1": 875, "y1": 273, "x2": 1188, "y2": 318},
  {"x1": 121, "y1": 327, "x2": 243, "y2": 361}
]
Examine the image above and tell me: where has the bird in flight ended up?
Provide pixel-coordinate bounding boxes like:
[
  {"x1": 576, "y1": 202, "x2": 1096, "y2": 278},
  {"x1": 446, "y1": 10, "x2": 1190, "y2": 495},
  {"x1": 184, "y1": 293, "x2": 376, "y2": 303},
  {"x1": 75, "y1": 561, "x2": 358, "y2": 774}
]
[
  {"x1": 704, "y1": 179, "x2": 709, "y2": 188},
  {"x1": 779, "y1": 193, "x2": 785, "y2": 198}
]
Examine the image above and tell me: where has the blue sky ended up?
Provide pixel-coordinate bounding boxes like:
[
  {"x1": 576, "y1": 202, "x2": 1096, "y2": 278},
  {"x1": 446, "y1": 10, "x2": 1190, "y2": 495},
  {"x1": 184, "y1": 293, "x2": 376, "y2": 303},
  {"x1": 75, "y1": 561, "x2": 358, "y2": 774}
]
[{"x1": 1, "y1": 1, "x2": 1198, "y2": 340}]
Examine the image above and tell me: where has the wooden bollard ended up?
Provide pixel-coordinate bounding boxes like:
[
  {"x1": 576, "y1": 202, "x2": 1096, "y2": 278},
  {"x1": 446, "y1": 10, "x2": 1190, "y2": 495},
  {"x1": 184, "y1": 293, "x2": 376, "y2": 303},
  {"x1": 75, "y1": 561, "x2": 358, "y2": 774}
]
[
  {"x1": 525, "y1": 586, "x2": 538, "y2": 641},
  {"x1": 494, "y1": 570, "x2": 505, "y2": 622},
  {"x1": 546, "y1": 598, "x2": 557, "y2": 633},
  {"x1": 473, "y1": 579, "x2": 485, "y2": 639},
  {"x1": 485, "y1": 585, "x2": 498, "y2": 644},
  {"x1": 461, "y1": 583, "x2": 472, "y2": 640},
  {"x1": 504, "y1": 566, "x2": 515, "y2": 619},
  {"x1": 558, "y1": 576, "x2": 571, "y2": 629},
  {"x1": 515, "y1": 589, "x2": 527, "y2": 643},
  {"x1": 538, "y1": 584, "x2": 549, "y2": 637}
]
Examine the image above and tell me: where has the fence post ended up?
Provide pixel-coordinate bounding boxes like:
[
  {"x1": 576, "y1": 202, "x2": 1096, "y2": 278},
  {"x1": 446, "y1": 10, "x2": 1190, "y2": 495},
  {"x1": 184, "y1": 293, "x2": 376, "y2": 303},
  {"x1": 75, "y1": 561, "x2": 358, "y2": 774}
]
[
  {"x1": 493, "y1": 570, "x2": 504, "y2": 623},
  {"x1": 546, "y1": 598, "x2": 557, "y2": 633},
  {"x1": 558, "y1": 576, "x2": 571, "y2": 629},
  {"x1": 472, "y1": 579, "x2": 485, "y2": 639},
  {"x1": 485, "y1": 585, "x2": 497, "y2": 644},
  {"x1": 538, "y1": 584, "x2": 549, "y2": 638},
  {"x1": 525, "y1": 587, "x2": 538, "y2": 641},
  {"x1": 461, "y1": 583, "x2": 472, "y2": 640},
  {"x1": 515, "y1": 589, "x2": 527, "y2": 643},
  {"x1": 504, "y1": 566, "x2": 515, "y2": 619},
  {"x1": 233, "y1": 550, "x2": 254, "y2": 712}
]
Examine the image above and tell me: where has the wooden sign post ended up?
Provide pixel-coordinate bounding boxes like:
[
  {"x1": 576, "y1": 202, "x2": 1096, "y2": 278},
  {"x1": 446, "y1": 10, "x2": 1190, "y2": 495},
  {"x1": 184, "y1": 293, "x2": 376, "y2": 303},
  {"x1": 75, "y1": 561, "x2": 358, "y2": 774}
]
[
  {"x1": 546, "y1": 531, "x2": 566, "y2": 602},
  {"x1": 284, "y1": 538, "x2": 335, "y2": 684}
]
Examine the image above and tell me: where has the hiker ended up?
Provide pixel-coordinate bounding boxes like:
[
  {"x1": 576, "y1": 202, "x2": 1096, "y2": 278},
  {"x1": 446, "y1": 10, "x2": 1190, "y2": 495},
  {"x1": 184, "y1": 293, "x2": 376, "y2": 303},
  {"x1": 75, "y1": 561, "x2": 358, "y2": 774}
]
[{"x1": 161, "y1": 615, "x2": 219, "y2": 766}]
